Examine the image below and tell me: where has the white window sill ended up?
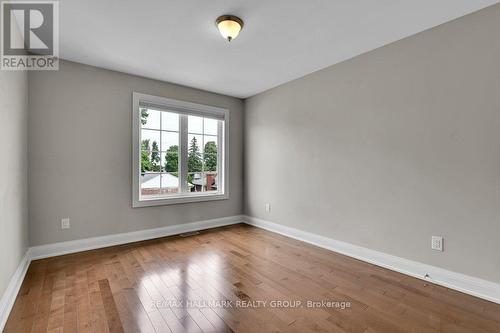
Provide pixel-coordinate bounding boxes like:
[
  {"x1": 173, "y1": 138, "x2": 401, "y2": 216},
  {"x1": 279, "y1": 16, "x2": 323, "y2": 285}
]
[{"x1": 132, "y1": 192, "x2": 228, "y2": 207}]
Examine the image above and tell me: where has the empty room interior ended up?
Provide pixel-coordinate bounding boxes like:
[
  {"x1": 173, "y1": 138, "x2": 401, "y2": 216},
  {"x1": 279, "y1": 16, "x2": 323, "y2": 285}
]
[{"x1": 2, "y1": 0, "x2": 500, "y2": 332}]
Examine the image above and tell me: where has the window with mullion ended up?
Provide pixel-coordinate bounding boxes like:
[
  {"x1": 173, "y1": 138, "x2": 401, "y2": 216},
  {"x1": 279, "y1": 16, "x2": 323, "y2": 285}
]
[{"x1": 133, "y1": 92, "x2": 228, "y2": 206}]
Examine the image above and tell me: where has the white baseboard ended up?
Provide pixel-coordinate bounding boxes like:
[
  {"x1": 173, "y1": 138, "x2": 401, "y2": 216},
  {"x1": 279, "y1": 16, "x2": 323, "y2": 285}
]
[
  {"x1": 243, "y1": 215, "x2": 500, "y2": 305},
  {"x1": 30, "y1": 215, "x2": 244, "y2": 260},
  {"x1": 0, "y1": 250, "x2": 31, "y2": 330}
]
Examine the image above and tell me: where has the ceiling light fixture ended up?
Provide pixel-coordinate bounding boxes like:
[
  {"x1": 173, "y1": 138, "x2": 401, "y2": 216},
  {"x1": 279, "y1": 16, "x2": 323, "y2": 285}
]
[{"x1": 216, "y1": 15, "x2": 244, "y2": 42}]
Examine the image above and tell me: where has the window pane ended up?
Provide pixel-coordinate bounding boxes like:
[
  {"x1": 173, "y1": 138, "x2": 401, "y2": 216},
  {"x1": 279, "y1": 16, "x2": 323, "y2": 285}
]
[
  {"x1": 161, "y1": 111, "x2": 179, "y2": 132},
  {"x1": 150, "y1": 150, "x2": 162, "y2": 172},
  {"x1": 188, "y1": 134, "x2": 203, "y2": 172},
  {"x1": 140, "y1": 173, "x2": 161, "y2": 198},
  {"x1": 141, "y1": 132, "x2": 158, "y2": 172},
  {"x1": 141, "y1": 109, "x2": 161, "y2": 129},
  {"x1": 161, "y1": 131, "x2": 178, "y2": 152},
  {"x1": 204, "y1": 118, "x2": 218, "y2": 135},
  {"x1": 188, "y1": 115, "x2": 203, "y2": 134},
  {"x1": 141, "y1": 129, "x2": 160, "y2": 151},
  {"x1": 162, "y1": 151, "x2": 178, "y2": 173},
  {"x1": 203, "y1": 136, "x2": 217, "y2": 172},
  {"x1": 161, "y1": 173, "x2": 179, "y2": 194},
  {"x1": 141, "y1": 130, "x2": 160, "y2": 171}
]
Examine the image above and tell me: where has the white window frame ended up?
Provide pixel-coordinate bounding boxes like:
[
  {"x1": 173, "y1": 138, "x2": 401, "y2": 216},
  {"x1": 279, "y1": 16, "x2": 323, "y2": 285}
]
[{"x1": 132, "y1": 92, "x2": 229, "y2": 207}]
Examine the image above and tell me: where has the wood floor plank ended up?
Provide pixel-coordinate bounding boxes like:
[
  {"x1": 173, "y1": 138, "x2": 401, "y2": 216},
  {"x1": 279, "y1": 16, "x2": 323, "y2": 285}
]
[
  {"x1": 4, "y1": 224, "x2": 500, "y2": 333},
  {"x1": 98, "y1": 279, "x2": 125, "y2": 333}
]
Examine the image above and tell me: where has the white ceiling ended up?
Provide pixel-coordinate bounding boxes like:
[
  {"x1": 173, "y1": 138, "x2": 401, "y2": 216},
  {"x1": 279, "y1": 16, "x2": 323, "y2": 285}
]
[{"x1": 59, "y1": 0, "x2": 499, "y2": 98}]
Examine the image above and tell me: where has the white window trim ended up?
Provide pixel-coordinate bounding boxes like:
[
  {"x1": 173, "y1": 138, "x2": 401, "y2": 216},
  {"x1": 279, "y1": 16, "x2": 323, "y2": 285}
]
[{"x1": 132, "y1": 92, "x2": 229, "y2": 207}]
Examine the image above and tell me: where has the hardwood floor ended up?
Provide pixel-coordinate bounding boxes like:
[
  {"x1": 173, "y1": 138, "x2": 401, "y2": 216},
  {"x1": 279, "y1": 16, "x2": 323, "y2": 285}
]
[{"x1": 4, "y1": 224, "x2": 500, "y2": 333}]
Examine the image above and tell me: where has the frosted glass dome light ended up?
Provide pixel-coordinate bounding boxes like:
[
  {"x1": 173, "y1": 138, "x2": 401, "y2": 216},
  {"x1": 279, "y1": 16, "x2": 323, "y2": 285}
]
[{"x1": 216, "y1": 15, "x2": 244, "y2": 42}]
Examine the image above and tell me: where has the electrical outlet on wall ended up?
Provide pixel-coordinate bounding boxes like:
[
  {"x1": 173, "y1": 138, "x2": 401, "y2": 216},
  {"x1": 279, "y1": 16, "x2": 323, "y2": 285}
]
[
  {"x1": 61, "y1": 218, "x2": 70, "y2": 229},
  {"x1": 431, "y1": 236, "x2": 443, "y2": 251},
  {"x1": 265, "y1": 203, "x2": 271, "y2": 213}
]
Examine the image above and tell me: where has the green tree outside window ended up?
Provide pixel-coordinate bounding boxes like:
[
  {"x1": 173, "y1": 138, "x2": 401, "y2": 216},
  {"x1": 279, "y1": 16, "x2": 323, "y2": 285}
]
[
  {"x1": 188, "y1": 137, "x2": 203, "y2": 172},
  {"x1": 141, "y1": 139, "x2": 153, "y2": 173},
  {"x1": 151, "y1": 141, "x2": 160, "y2": 172},
  {"x1": 165, "y1": 145, "x2": 179, "y2": 174},
  {"x1": 203, "y1": 141, "x2": 217, "y2": 172}
]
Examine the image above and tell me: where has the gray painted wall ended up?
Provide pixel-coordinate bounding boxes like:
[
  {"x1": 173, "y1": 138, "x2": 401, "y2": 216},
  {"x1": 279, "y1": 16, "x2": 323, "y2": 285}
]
[
  {"x1": 244, "y1": 5, "x2": 500, "y2": 283},
  {"x1": 29, "y1": 60, "x2": 243, "y2": 246},
  {"x1": 0, "y1": 69, "x2": 28, "y2": 295}
]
